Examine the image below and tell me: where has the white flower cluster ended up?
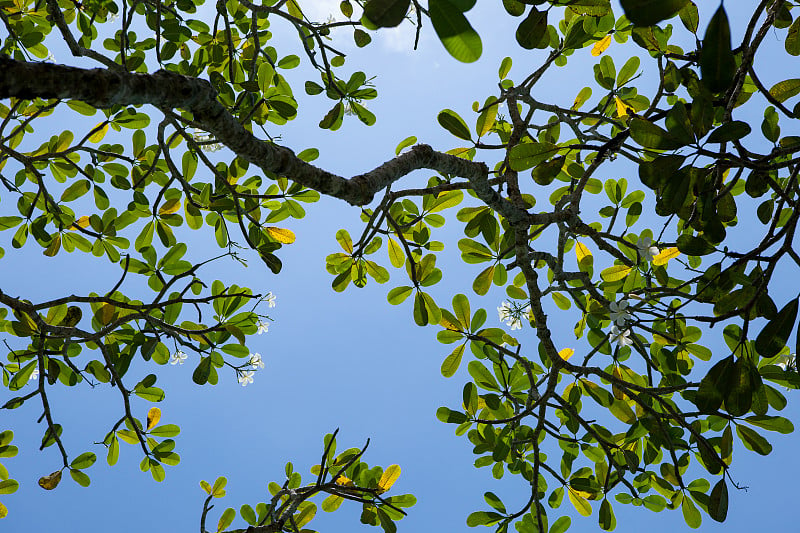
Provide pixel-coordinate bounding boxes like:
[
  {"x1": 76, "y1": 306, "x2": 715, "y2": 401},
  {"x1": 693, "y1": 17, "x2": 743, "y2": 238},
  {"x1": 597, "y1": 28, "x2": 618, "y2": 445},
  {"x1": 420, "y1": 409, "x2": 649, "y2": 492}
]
[
  {"x1": 238, "y1": 352, "x2": 265, "y2": 386},
  {"x1": 608, "y1": 298, "x2": 634, "y2": 348},
  {"x1": 636, "y1": 236, "x2": 659, "y2": 262},
  {"x1": 498, "y1": 300, "x2": 532, "y2": 330},
  {"x1": 608, "y1": 325, "x2": 633, "y2": 348},
  {"x1": 775, "y1": 353, "x2": 796, "y2": 371},
  {"x1": 192, "y1": 128, "x2": 223, "y2": 152}
]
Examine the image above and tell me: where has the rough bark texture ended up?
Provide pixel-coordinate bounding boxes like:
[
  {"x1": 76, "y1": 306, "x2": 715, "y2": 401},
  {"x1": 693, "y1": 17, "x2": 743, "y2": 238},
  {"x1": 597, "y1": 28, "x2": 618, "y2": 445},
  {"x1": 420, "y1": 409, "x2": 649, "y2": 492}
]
[{"x1": 0, "y1": 56, "x2": 512, "y2": 213}]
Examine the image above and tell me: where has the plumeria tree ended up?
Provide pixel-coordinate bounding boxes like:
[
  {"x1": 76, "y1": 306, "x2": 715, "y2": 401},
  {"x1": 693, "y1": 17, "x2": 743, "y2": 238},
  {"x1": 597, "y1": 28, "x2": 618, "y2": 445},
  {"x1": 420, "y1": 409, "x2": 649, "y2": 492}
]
[{"x1": 1, "y1": 0, "x2": 800, "y2": 532}]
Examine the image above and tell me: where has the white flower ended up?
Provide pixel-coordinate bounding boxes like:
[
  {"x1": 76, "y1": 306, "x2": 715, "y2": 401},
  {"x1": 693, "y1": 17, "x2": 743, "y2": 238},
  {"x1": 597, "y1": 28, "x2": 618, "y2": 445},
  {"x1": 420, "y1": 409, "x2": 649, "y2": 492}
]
[
  {"x1": 636, "y1": 237, "x2": 659, "y2": 262},
  {"x1": 191, "y1": 128, "x2": 222, "y2": 152},
  {"x1": 30, "y1": 367, "x2": 39, "y2": 381},
  {"x1": 775, "y1": 353, "x2": 795, "y2": 370},
  {"x1": 238, "y1": 370, "x2": 254, "y2": 386},
  {"x1": 609, "y1": 299, "x2": 631, "y2": 326},
  {"x1": 249, "y1": 353, "x2": 265, "y2": 369},
  {"x1": 44, "y1": 53, "x2": 56, "y2": 63},
  {"x1": 609, "y1": 325, "x2": 633, "y2": 348},
  {"x1": 498, "y1": 300, "x2": 531, "y2": 330},
  {"x1": 257, "y1": 320, "x2": 270, "y2": 334},
  {"x1": 265, "y1": 292, "x2": 277, "y2": 308},
  {"x1": 170, "y1": 350, "x2": 188, "y2": 365}
]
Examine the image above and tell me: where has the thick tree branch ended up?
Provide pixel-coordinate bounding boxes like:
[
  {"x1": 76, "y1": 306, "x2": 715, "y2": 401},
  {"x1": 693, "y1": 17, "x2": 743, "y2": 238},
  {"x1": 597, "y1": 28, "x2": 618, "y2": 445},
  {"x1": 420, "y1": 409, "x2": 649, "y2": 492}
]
[{"x1": 0, "y1": 56, "x2": 530, "y2": 222}]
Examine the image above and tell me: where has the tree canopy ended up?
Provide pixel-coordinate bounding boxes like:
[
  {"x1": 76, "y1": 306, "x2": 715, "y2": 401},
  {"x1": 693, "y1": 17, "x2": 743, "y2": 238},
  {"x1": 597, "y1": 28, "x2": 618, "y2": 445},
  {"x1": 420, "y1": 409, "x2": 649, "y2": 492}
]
[{"x1": 1, "y1": 0, "x2": 800, "y2": 532}]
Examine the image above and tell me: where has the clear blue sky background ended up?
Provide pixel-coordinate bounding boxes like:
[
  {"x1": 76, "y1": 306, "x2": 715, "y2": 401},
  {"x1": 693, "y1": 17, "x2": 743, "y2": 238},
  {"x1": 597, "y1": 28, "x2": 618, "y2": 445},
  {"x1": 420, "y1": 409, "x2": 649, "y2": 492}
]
[{"x1": 2, "y1": 1, "x2": 799, "y2": 532}]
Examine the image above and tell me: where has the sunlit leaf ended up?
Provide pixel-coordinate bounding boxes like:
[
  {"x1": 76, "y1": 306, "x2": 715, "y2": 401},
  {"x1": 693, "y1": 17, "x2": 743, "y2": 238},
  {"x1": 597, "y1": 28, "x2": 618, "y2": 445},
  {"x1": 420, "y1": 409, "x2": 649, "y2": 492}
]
[
  {"x1": 377, "y1": 464, "x2": 401, "y2": 493},
  {"x1": 652, "y1": 247, "x2": 679, "y2": 266},
  {"x1": 146, "y1": 407, "x2": 161, "y2": 431},
  {"x1": 264, "y1": 227, "x2": 296, "y2": 244},
  {"x1": 592, "y1": 35, "x2": 612, "y2": 56}
]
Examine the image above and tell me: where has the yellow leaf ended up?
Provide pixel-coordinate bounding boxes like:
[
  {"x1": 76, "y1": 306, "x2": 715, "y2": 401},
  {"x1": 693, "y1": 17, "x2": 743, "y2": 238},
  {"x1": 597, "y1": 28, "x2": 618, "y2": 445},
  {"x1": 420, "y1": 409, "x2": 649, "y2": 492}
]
[
  {"x1": 575, "y1": 241, "x2": 592, "y2": 262},
  {"x1": 600, "y1": 265, "x2": 632, "y2": 282},
  {"x1": 200, "y1": 480, "x2": 213, "y2": 494},
  {"x1": 568, "y1": 487, "x2": 593, "y2": 516},
  {"x1": 158, "y1": 198, "x2": 181, "y2": 215},
  {"x1": 336, "y1": 475, "x2": 355, "y2": 487},
  {"x1": 146, "y1": 407, "x2": 161, "y2": 431},
  {"x1": 0, "y1": 500, "x2": 7, "y2": 518},
  {"x1": 592, "y1": 35, "x2": 612, "y2": 56},
  {"x1": 377, "y1": 464, "x2": 401, "y2": 494},
  {"x1": 88, "y1": 122, "x2": 109, "y2": 143},
  {"x1": 615, "y1": 97, "x2": 631, "y2": 117},
  {"x1": 70, "y1": 216, "x2": 90, "y2": 231},
  {"x1": 38, "y1": 470, "x2": 62, "y2": 490},
  {"x1": 652, "y1": 247, "x2": 680, "y2": 266},
  {"x1": 265, "y1": 226, "x2": 296, "y2": 244},
  {"x1": 559, "y1": 348, "x2": 574, "y2": 361}
]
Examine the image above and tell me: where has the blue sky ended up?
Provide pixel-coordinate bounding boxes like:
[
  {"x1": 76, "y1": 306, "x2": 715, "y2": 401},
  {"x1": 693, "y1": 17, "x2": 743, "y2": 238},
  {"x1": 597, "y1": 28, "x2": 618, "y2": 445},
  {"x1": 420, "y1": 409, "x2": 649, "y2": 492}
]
[{"x1": 2, "y1": 1, "x2": 799, "y2": 532}]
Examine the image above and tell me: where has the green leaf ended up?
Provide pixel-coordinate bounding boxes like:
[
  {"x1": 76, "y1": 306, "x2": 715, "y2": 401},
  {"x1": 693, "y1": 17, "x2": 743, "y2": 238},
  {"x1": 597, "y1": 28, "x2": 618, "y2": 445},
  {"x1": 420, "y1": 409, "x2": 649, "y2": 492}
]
[
  {"x1": 466, "y1": 511, "x2": 503, "y2": 527},
  {"x1": 387, "y1": 286, "x2": 413, "y2": 305},
  {"x1": 476, "y1": 97, "x2": 499, "y2": 137},
  {"x1": 217, "y1": 508, "x2": 236, "y2": 532},
  {"x1": 509, "y1": 142, "x2": 556, "y2": 171},
  {"x1": 0, "y1": 479, "x2": 19, "y2": 495},
  {"x1": 681, "y1": 494, "x2": 702, "y2": 528},
  {"x1": 437, "y1": 109, "x2": 472, "y2": 141},
  {"x1": 429, "y1": 0, "x2": 483, "y2": 63},
  {"x1": 240, "y1": 504, "x2": 257, "y2": 525},
  {"x1": 472, "y1": 265, "x2": 495, "y2": 295},
  {"x1": 322, "y1": 494, "x2": 344, "y2": 512},
  {"x1": 744, "y1": 415, "x2": 794, "y2": 434},
  {"x1": 441, "y1": 344, "x2": 466, "y2": 377},
  {"x1": 395, "y1": 135, "x2": 417, "y2": 155},
  {"x1": 786, "y1": 17, "x2": 800, "y2": 56},
  {"x1": 599, "y1": 498, "x2": 616, "y2": 531},
  {"x1": 620, "y1": 0, "x2": 688, "y2": 27},
  {"x1": 387, "y1": 238, "x2": 405, "y2": 268},
  {"x1": 468, "y1": 361, "x2": 500, "y2": 391},
  {"x1": 676, "y1": 234, "x2": 715, "y2": 256},
  {"x1": 363, "y1": 0, "x2": 410, "y2": 27},
  {"x1": 550, "y1": 516, "x2": 572, "y2": 533},
  {"x1": 192, "y1": 357, "x2": 212, "y2": 385},
  {"x1": 706, "y1": 121, "x2": 751, "y2": 143},
  {"x1": 725, "y1": 357, "x2": 755, "y2": 417},
  {"x1": 436, "y1": 406, "x2": 468, "y2": 424},
  {"x1": 617, "y1": 56, "x2": 641, "y2": 87},
  {"x1": 708, "y1": 479, "x2": 728, "y2": 522},
  {"x1": 701, "y1": 5, "x2": 736, "y2": 94},
  {"x1": 515, "y1": 8, "x2": 547, "y2": 50},
  {"x1": 452, "y1": 293, "x2": 471, "y2": 329},
  {"x1": 629, "y1": 118, "x2": 683, "y2": 150},
  {"x1": 768, "y1": 79, "x2": 800, "y2": 103},
  {"x1": 149, "y1": 424, "x2": 181, "y2": 437},
  {"x1": 70, "y1": 452, "x2": 97, "y2": 470},
  {"x1": 736, "y1": 424, "x2": 773, "y2": 455},
  {"x1": 70, "y1": 469, "x2": 91, "y2": 487},
  {"x1": 693, "y1": 355, "x2": 734, "y2": 414},
  {"x1": 755, "y1": 297, "x2": 798, "y2": 358}
]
